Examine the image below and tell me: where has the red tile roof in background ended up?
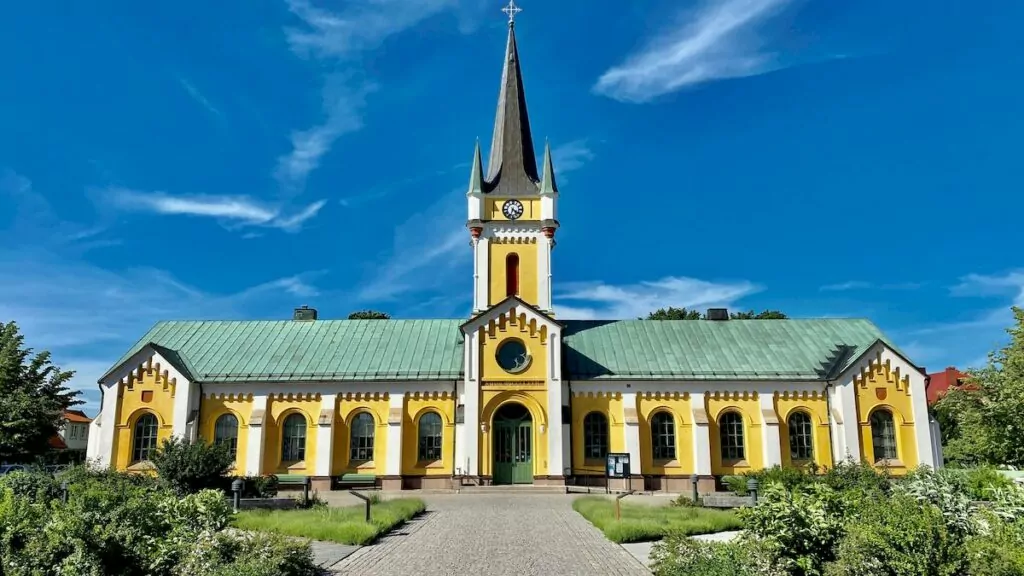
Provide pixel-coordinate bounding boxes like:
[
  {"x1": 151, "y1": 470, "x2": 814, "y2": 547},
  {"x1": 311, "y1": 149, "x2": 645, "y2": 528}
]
[
  {"x1": 63, "y1": 409, "x2": 92, "y2": 423},
  {"x1": 928, "y1": 367, "x2": 969, "y2": 404}
]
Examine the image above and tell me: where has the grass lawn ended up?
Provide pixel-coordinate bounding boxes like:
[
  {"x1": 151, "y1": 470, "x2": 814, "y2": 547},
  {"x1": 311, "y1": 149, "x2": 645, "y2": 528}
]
[
  {"x1": 573, "y1": 496, "x2": 743, "y2": 543},
  {"x1": 233, "y1": 497, "x2": 426, "y2": 546}
]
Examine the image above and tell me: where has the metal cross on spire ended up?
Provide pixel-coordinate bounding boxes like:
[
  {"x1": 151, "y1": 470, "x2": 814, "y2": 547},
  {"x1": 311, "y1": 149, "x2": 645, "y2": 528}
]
[{"x1": 502, "y1": 0, "x2": 522, "y2": 24}]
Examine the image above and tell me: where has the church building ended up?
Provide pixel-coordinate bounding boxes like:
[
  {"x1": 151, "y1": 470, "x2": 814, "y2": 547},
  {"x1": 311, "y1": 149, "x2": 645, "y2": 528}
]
[{"x1": 88, "y1": 13, "x2": 939, "y2": 492}]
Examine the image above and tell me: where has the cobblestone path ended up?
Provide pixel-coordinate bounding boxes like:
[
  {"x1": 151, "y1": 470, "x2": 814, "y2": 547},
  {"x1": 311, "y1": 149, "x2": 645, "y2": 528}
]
[{"x1": 328, "y1": 494, "x2": 650, "y2": 575}]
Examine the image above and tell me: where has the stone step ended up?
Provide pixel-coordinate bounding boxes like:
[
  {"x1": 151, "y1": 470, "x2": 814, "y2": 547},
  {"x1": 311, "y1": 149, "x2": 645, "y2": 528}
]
[{"x1": 455, "y1": 484, "x2": 568, "y2": 494}]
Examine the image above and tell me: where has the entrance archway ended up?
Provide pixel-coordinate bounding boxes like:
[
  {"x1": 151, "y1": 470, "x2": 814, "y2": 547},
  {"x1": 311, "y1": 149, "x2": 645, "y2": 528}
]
[{"x1": 492, "y1": 402, "x2": 533, "y2": 485}]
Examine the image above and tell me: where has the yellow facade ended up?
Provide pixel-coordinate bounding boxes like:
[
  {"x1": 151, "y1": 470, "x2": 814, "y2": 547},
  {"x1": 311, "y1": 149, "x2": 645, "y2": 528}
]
[
  {"x1": 334, "y1": 393, "x2": 390, "y2": 476},
  {"x1": 487, "y1": 198, "x2": 541, "y2": 221},
  {"x1": 854, "y1": 353, "x2": 918, "y2": 473},
  {"x1": 198, "y1": 394, "x2": 252, "y2": 473},
  {"x1": 113, "y1": 356, "x2": 176, "y2": 471},
  {"x1": 571, "y1": 392, "x2": 626, "y2": 474},
  {"x1": 775, "y1": 391, "x2": 833, "y2": 470},
  {"x1": 261, "y1": 394, "x2": 320, "y2": 475},
  {"x1": 487, "y1": 239, "x2": 539, "y2": 307},
  {"x1": 402, "y1": 392, "x2": 456, "y2": 476},
  {"x1": 477, "y1": 313, "x2": 549, "y2": 382},
  {"x1": 637, "y1": 393, "x2": 693, "y2": 475},
  {"x1": 707, "y1": 392, "x2": 763, "y2": 475}
]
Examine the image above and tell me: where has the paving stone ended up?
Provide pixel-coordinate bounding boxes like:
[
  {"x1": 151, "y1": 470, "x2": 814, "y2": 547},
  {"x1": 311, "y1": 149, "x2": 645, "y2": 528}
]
[{"x1": 329, "y1": 494, "x2": 650, "y2": 575}]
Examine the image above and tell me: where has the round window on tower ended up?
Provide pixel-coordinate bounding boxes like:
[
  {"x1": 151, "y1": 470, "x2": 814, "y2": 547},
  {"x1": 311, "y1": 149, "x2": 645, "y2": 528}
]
[{"x1": 496, "y1": 339, "x2": 531, "y2": 374}]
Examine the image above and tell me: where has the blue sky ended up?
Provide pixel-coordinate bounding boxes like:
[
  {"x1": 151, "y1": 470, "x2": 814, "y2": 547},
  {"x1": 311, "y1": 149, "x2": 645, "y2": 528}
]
[{"x1": 2, "y1": 0, "x2": 1022, "y2": 415}]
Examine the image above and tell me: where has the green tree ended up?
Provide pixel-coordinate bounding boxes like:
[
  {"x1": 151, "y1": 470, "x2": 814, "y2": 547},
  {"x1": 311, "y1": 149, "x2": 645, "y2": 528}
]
[
  {"x1": 0, "y1": 321, "x2": 80, "y2": 462},
  {"x1": 644, "y1": 308, "x2": 788, "y2": 320},
  {"x1": 730, "y1": 310, "x2": 789, "y2": 319},
  {"x1": 936, "y1": 306, "x2": 1024, "y2": 467},
  {"x1": 645, "y1": 307, "x2": 702, "y2": 320},
  {"x1": 347, "y1": 310, "x2": 391, "y2": 320}
]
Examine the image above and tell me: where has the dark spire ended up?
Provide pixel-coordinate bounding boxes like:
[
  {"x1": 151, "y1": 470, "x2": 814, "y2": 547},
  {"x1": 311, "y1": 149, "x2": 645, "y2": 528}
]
[{"x1": 483, "y1": 21, "x2": 540, "y2": 196}]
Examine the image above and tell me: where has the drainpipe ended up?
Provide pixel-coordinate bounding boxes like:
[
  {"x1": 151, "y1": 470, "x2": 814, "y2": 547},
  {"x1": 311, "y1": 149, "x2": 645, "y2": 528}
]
[
  {"x1": 824, "y1": 380, "x2": 837, "y2": 468},
  {"x1": 565, "y1": 379, "x2": 573, "y2": 484},
  {"x1": 452, "y1": 380, "x2": 458, "y2": 487}
]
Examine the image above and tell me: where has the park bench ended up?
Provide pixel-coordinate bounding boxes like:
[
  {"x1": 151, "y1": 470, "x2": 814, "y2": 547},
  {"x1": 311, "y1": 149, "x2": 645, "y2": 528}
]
[{"x1": 334, "y1": 473, "x2": 377, "y2": 490}]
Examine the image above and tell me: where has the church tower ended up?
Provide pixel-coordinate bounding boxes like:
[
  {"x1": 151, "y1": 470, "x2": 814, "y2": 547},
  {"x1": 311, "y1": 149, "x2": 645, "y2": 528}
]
[{"x1": 466, "y1": 11, "x2": 559, "y2": 315}]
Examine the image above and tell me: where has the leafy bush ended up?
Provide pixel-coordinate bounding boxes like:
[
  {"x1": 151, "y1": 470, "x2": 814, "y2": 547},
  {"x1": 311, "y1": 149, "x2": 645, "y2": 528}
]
[
  {"x1": 723, "y1": 475, "x2": 748, "y2": 495},
  {"x1": 965, "y1": 511, "x2": 1024, "y2": 576},
  {"x1": 233, "y1": 475, "x2": 279, "y2": 499},
  {"x1": 151, "y1": 436, "x2": 235, "y2": 495},
  {"x1": 0, "y1": 468, "x2": 320, "y2": 576},
  {"x1": 670, "y1": 494, "x2": 702, "y2": 507},
  {"x1": 650, "y1": 534, "x2": 784, "y2": 576},
  {"x1": 896, "y1": 466, "x2": 973, "y2": 535},
  {"x1": 819, "y1": 458, "x2": 890, "y2": 496},
  {"x1": 824, "y1": 494, "x2": 966, "y2": 576},
  {"x1": 739, "y1": 482, "x2": 850, "y2": 575},
  {"x1": 961, "y1": 466, "x2": 1015, "y2": 500},
  {"x1": 0, "y1": 469, "x2": 60, "y2": 501},
  {"x1": 742, "y1": 465, "x2": 817, "y2": 492}
]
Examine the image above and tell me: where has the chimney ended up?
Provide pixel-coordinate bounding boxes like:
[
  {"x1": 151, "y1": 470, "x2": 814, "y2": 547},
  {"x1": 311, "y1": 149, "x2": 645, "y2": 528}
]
[
  {"x1": 706, "y1": 308, "x2": 729, "y2": 321},
  {"x1": 293, "y1": 305, "x2": 317, "y2": 321}
]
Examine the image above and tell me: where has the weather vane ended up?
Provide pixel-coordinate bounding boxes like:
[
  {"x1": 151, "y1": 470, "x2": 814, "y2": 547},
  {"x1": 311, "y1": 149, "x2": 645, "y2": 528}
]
[{"x1": 502, "y1": 0, "x2": 522, "y2": 24}]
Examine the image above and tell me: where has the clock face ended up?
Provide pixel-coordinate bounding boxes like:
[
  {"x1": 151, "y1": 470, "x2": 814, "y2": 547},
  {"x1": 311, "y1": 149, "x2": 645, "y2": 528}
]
[{"x1": 502, "y1": 199, "x2": 524, "y2": 220}]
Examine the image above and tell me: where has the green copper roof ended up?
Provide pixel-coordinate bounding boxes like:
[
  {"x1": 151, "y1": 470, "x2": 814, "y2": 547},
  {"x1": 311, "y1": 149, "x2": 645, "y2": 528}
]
[
  {"x1": 560, "y1": 319, "x2": 897, "y2": 380},
  {"x1": 105, "y1": 320, "x2": 465, "y2": 383},
  {"x1": 103, "y1": 317, "x2": 904, "y2": 384}
]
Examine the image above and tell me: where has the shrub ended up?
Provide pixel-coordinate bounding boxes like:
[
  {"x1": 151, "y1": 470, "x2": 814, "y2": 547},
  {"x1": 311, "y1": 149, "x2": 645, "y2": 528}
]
[
  {"x1": 739, "y1": 482, "x2": 849, "y2": 575},
  {"x1": 824, "y1": 494, "x2": 966, "y2": 576},
  {"x1": 650, "y1": 534, "x2": 784, "y2": 576},
  {"x1": 965, "y1": 512, "x2": 1024, "y2": 576},
  {"x1": 670, "y1": 494, "x2": 702, "y2": 508},
  {"x1": 961, "y1": 466, "x2": 1015, "y2": 501},
  {"x1": 895, "y1": 466, "x2": 973, "y2": 535},
  {"x1": 233, "y1": 475, "x2": 279, "y2": 499},
  {"x1": 0, "y1": 469, "x2": 60, "y2": 501},
  {"x1": 743, "y1": 465, "x2": 817, "y2": 491},
  {"x1": 723, "y1": 475, "x2": 748, "y2": 495},
  {"x1": 819, "y1": 458, "x2": 890, "y2": 496},
  {"x1": 151, "y1": 436, "x2": 235, "y2": 495}
]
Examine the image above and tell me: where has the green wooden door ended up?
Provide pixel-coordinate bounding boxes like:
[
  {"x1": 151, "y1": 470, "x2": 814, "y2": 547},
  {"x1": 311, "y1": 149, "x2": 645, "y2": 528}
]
[{"x1": 493, "y1": 417, "x2": 533, "y2": 484}]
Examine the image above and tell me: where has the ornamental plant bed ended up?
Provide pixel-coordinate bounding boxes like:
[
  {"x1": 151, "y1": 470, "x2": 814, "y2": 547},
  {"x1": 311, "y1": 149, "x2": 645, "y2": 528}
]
[
  {"x1": 572, "y1": 496, "x2": 743, "y2": 543},
  {"x1": 233, "y1": 497, "x2": 427, "y2": 546}
]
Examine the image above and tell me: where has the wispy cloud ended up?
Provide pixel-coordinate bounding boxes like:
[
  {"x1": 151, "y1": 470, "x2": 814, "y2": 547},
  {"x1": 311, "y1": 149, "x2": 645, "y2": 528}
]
[
  {"x1": 100, "y1": 187, "x2": 326, "y2": 232},
  {"x1": 556, "y1": 276, "x2": 761, "y2": 319},
  {"x1": 820, "y1": 280, "x2": 923, "y2": 292},
  {"x1": 176, "y1": 76, "x2": 222, "y2": 117},
  {"x1": 552, "y1": 139, "x2": 595, "y2": 177},
  {"x1": 277, "y1": 0, "x2": 456, "y2": 195},
  {"x1": 357, "y1": 187, "x2": 470, "y2": 304},
  {"x1": 594, "y1": 0, "x2": 793, "y2": 102}
]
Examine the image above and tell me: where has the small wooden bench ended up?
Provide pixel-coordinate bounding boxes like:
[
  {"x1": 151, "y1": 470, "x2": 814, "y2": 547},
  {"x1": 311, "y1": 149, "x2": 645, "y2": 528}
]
[
  {"x1": 334, "y1": 473, "x2": 377, "y2": 490},
  {"x1": 275, "y1": 474, "x2": 310, "y2": 488}
]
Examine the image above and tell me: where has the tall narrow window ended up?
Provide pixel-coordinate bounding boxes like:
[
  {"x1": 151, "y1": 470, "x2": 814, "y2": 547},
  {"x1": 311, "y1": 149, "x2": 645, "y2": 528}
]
[
  {"x1": 583, "y1": 412, "x2": 609, "y2": 460},
  {"x1": 351, "y1": 412, "x2": 376, "y2": 462},
  {"x1": 651, "y1": 412, "x2": 676, "y2": 460},
  {"x1": 281, "y1": 413, "x2": 307, "y2": 462},
  {"x1": 418, "y1": 412, "x2": 443, "y2": 461},
  {"x1": 787, "y1": 411, "x2": 814, "y2": 461},
  {"x1": 506, "y1": 253, "x2": 520, "y2": 297},
  {"x1": 719, "y1": 412, "x2": 745, "y2": 461},
  {"x1": 214, "y1": 413, "x2": 239, "y2": 459},
  {"x1": 870, "y1": 409, "x2": 898, "y2": 462},
  {"x1": 131, "y1": 413, "x2": 158, "y2": 463}
]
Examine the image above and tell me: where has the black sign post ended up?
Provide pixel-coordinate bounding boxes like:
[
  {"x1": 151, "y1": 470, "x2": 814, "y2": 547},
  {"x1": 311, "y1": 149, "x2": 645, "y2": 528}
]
[{"x1": 605, "y1": 452, "x2": 631, "y2": 493}]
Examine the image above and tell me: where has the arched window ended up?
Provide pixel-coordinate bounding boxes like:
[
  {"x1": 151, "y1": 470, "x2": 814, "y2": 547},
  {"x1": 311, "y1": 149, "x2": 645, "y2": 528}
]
[
  {"x1": 351, "y1": 412, "x2": 375, "y2": 462},
  {"x1": 651, "y1": 412, "x2": 676, "y2": 460},
  {"x1": 583, "y1": 412, "x2": 609, "y2": 460},
  {"x1": 506, "y1": 253, "x2": 519, "y2": 297},
  {"x1": 719, "y1": 412, "x2": 745, "y2": 461},
  {"x1": 870, "y1": 409, "x2": 898, "y2": 462},
  {"x1": 131, "y1": 413, "x2": 159, "y2": 462},
  {"x1": 214, "y1": 413, "x2": 239, "y2": 459},
  {"x1": 418, "y1": 412, "x2": 443, "y2": 461},
  {"x1": 787, "y1": 411, "x2": 814, "y2": 461},
  {"x1": 281, "y1": 413, "x2": 307, "y2": 462}
]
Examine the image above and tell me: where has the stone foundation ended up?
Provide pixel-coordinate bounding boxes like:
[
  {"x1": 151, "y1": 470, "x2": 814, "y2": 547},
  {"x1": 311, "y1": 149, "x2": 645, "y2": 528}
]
[{"x1": 310, "y1": 476, "x2": 332, "y2": 493}]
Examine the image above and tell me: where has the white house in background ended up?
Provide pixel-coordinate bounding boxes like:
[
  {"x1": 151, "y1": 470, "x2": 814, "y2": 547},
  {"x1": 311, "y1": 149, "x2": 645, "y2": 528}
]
[{"x1": 57, "y1": 410, "x2": 92, "y2": 453}]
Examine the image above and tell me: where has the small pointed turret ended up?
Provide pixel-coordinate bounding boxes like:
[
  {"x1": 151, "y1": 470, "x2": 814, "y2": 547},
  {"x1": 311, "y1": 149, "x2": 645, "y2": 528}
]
[
  {"x1": 468, "y1": 140, "x2": 484, "y2": 195},
  {"x1": 540, "y1": 140, "x2": 558, "y2": 195}
]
